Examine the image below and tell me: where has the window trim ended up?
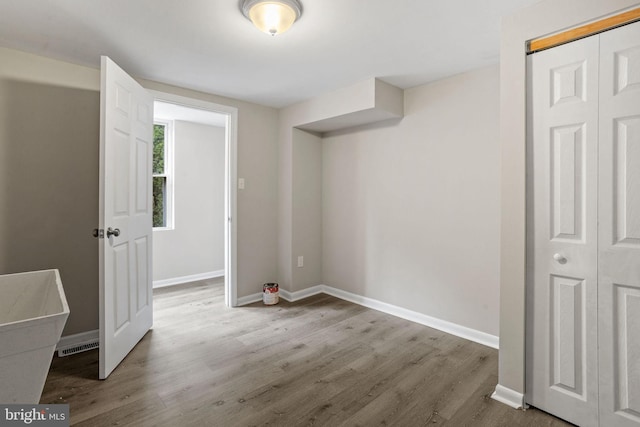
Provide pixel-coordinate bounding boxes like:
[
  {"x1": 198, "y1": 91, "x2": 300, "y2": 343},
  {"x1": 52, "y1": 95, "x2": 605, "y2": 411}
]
[{"x1": 152, "y1": 119, "x2": 175, "y2": 230}]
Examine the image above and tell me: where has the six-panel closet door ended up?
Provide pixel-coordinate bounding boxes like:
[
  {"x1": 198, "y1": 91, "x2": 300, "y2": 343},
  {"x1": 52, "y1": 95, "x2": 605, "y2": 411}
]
[
  {"x1": 526, "y1": 19, "x2": 640, "y2": 427},
  {"x1": 527, "y1": 33, "x2": 600, "y2": 427},
  {"x1": 597, "y1": 21, "x2": 640, "y2": 427}
]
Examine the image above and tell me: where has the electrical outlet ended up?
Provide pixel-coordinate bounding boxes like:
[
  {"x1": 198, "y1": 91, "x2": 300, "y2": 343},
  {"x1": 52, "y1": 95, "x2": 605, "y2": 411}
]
[
  {"x1": 297, "y1": 256, "x2": 304, "y2": 268},
  {"x1": 238, "y1": 178, "x2": 245, "y2": 189}
]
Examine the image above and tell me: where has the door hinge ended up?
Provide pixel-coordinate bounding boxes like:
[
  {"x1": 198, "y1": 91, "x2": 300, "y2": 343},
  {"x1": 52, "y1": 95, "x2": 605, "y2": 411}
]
[{"x1": 93, "y1": 228, "x2": 104, "y2": 239}]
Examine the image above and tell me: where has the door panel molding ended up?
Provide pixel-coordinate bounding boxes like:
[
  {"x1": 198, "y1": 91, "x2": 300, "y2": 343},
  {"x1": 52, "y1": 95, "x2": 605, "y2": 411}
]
[
  {"x1": 598, "y1": 21, "x2": 640, "y2": 427},
  {"x1": 99, "y1": 56, "x2": 154, "y2": 379},
  {"x1": 528, "y1": 19, "x2": 640, "y2": 427},
  {"x1": 526, "y1": 34, "x2": 600, "y2": 427}
]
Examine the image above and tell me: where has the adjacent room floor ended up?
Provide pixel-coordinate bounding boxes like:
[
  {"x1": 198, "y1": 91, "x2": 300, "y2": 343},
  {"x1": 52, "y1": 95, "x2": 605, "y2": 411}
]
[{"x1": 41, "y1": 279, "x2": 571, "y2": 426}]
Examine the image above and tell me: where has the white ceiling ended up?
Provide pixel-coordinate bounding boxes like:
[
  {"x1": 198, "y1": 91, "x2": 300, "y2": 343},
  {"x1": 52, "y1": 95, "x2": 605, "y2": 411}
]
[
  {"x1": 154, "y1": 101, "x2": 227, "y2": 128},
  {"x1": 0, "y1": 0, "x2": 542, "y2": 108}
]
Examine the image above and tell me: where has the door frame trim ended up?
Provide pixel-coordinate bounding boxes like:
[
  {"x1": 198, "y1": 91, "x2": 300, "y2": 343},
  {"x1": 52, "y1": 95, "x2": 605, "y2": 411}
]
[{"x1": 148, "y1": 90, "x2": 239, "y2": 307}]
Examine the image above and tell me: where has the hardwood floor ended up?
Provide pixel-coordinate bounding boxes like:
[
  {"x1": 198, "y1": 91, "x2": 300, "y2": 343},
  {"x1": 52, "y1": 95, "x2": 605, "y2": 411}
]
[{"x1": 41, "y1": 279, "x2": 571, "y2": 426}]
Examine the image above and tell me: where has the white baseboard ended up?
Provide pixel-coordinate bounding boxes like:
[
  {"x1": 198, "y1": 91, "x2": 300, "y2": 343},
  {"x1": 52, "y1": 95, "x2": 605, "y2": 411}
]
[
  {"x1": 236, "y1": 292, "x2": 262, "y2": 306},
  {"x1": 56, "y1": 329, "x2": 99, "y2": 356},
  {"x1": 320, "y1": 285, "x2": 499, "y2": 349},
  {"x1": 236, "y1": 284, "x2": 499, "y2": 349},
  {"x1": 153, "y1": 270, "x2": 224, "y2": 289},
  {"x1": 280, "y1": 285, "x2": 324, "y2": 302},
  {"x1": 491, "y1": 384, "x2": 525, "y2": 409}
]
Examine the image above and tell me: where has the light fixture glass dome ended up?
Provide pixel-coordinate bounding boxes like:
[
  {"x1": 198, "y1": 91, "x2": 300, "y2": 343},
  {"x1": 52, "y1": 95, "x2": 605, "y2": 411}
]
[{"x1": 241, "y1": 0, "x2": 302, "y2": 36}]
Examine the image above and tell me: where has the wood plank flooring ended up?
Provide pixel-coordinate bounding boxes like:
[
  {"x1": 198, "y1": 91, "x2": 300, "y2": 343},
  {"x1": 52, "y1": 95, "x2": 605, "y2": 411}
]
[{"x1": 41, "y1": 279, "x2": 572, "y2": 426}]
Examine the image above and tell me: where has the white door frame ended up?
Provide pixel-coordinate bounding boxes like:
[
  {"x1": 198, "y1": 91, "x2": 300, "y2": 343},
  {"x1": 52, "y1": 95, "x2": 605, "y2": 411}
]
[{"x1": 148, "y1": 90, "x2": 238, "y2": 307}]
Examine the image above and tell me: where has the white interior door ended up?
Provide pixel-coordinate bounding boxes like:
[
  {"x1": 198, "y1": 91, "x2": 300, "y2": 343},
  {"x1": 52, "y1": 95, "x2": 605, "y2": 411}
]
[
  {"x1": 526, "y1": 35, "x2": 600, "y2": 427},
  {"x1": 99, "y1": 56, "x2": 154, "y2": 379},
  {"x1": 598, "y1": 20, "x2": 640, "y2": 427}
]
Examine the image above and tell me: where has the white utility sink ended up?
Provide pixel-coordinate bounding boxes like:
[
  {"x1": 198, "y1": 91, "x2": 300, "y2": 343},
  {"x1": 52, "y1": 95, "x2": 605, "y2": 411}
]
[{"x1": 0, "y1": 269, "x2": 69, "y2": 403}]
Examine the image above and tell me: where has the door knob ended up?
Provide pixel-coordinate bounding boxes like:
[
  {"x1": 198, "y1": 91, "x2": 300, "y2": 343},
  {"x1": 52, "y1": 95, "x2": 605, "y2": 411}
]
[
  {"x1": 553, "y1": 253, "x2": 567, "y2": 264},
  {"x1": 106, "y1": 227, "x2": 120, "y2": 238}
]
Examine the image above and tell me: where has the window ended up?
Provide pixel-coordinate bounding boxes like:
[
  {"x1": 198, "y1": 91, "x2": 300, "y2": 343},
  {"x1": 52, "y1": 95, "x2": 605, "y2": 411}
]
[{"x1": 153, "y1": 120, "x2": 173, "y2": 228}]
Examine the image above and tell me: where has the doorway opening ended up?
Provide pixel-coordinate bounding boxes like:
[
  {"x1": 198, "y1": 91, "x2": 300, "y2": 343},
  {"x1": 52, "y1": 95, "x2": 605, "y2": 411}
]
[{"x1": 150, "y1": 91, "x2": 238, "y2": 307}]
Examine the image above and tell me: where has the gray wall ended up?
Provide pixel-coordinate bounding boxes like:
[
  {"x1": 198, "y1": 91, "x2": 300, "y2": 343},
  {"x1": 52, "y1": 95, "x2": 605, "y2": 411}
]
[
  {"x1": 153, "y1": 120, "x2": 225, "y2": 282},
  {"x1": 291, "y1": 128, "x2": 323, "y2": 289},
  {"x1": 322, "y1": 66, "x2": 501, "y2": 335},
  {"x1": 0, "y1": 46, "x2": 279, "y2": 336},
  {"x1": 276, "y1": 66, "x2": 501, "y2": 337},
  {"x1": 0, "y1": 48, "x2": 100, "y2": 335},
  {"x1": 278, "y1": 79, "x2": 402, "y2": 294}
]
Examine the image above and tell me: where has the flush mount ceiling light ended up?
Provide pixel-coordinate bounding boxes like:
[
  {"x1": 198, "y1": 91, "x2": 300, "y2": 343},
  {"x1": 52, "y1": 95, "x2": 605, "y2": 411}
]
[{"x1": 241, "y1": 0, "x2": 302, "y2": 36}]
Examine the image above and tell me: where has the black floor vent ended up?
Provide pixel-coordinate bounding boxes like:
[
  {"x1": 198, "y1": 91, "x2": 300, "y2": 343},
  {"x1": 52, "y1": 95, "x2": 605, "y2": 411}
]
[{"x1": 58, "y1": 340, "x2": 99, "y2": 357}]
